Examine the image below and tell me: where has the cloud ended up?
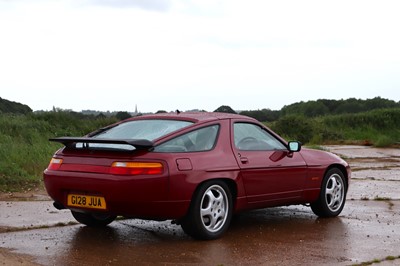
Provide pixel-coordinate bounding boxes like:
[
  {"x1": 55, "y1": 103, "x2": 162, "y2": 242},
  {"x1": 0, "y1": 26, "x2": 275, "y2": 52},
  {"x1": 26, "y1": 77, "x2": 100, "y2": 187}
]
[
  {"x1": 1, "y1": 0, "x2": 399, "y2": 112},
  {"x1": 86, "y1": 0, "x2": 172, "y2": 11}
]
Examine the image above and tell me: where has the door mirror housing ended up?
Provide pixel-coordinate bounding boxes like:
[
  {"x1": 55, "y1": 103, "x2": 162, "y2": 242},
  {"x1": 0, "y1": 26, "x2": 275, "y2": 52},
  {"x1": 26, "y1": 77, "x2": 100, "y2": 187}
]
[{"x1": 288, "y1": 141, "x2": 301, "y2": 152}]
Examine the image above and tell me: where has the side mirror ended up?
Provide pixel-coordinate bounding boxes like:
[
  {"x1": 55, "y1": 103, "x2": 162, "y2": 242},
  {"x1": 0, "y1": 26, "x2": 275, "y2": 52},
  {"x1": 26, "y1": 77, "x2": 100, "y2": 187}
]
[{"x1": 288, "y1": 141, "x2": 301, "y2": 152}]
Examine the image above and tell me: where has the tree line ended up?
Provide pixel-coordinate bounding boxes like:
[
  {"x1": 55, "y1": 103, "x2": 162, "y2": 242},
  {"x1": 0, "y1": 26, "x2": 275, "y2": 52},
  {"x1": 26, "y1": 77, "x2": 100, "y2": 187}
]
[
  {"x1": 0, "y1": 97, "x2": 32, "y2": 115},
  {"x1": 2, "y1": 96, "x2": 398, "y2": 123},
  {"x1": 215, "y1": 97, "x2": 400, "y2": 122}
]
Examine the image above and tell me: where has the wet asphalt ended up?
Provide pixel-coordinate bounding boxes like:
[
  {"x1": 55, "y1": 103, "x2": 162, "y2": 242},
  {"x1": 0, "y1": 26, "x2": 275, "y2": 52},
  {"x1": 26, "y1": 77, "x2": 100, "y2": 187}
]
[{"x1": 1, "y1": 145, "x2": 399, "y2": 265}]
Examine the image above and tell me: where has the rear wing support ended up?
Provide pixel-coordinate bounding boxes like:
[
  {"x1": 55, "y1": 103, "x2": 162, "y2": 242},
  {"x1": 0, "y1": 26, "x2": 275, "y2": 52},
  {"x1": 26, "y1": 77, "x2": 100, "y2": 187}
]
[{"x1": 49, "y1": 137, "x2": 154, "y2": 150}]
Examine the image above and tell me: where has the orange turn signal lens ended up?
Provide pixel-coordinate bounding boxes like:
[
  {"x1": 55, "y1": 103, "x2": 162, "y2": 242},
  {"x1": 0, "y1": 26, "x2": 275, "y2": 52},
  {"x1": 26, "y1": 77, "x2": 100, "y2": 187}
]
[
  {"x1": 47, "y1": 158, "x2": 63, "y2": 171},
  {"x1": 110, "y1": 162, "x2": 164, "y2": 175}
]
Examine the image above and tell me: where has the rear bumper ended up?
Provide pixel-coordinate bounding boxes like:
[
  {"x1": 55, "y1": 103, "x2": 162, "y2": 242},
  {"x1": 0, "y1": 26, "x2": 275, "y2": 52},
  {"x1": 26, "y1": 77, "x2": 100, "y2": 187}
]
[{"x1": 43, "y1": 169, "x2": 190, "y2": 219}]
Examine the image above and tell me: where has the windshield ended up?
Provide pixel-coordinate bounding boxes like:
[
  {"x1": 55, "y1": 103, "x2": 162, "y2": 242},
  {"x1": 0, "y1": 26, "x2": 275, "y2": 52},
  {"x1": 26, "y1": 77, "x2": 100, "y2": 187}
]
[{"x1": 93, "y1": 119, "x2": 193, "y2": 141}]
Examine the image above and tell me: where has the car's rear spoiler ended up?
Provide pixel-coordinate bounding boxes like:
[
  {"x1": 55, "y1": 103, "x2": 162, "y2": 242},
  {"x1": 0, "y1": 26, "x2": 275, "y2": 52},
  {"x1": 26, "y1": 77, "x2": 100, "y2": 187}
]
[{"x1": 49, "y1": 137, "x2": 154, "y2": 150}]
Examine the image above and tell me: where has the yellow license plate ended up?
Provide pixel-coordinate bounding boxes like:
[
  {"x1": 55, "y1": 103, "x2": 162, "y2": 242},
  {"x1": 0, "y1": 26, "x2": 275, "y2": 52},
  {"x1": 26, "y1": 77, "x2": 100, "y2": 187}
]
[{"x1": 67, "y1": 194, "x2": 106, "y2": 210}]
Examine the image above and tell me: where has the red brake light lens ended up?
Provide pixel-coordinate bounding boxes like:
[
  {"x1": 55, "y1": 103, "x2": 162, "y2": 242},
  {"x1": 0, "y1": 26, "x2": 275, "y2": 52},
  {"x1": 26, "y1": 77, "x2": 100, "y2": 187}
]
[
  {"x1": 110, "y1": 162, "x2": 164, "y2": 175},
  {"x1": 47, "y1": 158, "x2": 63, "y2": 171}
]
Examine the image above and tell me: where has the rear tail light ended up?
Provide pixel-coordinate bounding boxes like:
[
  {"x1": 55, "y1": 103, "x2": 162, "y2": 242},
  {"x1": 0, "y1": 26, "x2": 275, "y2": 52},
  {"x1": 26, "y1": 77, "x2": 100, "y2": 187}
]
[
  {"x1": 110, "y1": 162, "x2": 164, "y2": 175},
  {"x1": 47, "y1": 158, "x2": 63, "y2": 171}
]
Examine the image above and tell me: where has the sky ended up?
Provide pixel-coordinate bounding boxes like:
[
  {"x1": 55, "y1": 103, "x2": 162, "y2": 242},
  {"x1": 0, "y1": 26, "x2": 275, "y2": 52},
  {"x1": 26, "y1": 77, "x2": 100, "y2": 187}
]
[{"x1": 1, "y1": 0, "x2": 399, "y2": 113}]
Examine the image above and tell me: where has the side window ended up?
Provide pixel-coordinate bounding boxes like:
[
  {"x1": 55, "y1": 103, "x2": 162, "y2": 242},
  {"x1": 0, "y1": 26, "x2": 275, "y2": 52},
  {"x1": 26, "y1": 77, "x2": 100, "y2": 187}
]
[
  {"x1": 154, "y1": 125, "x2": 220, "y2": 153},
  {"x1": 234, "y1": 123, "x2": 286, "y2": 151}
]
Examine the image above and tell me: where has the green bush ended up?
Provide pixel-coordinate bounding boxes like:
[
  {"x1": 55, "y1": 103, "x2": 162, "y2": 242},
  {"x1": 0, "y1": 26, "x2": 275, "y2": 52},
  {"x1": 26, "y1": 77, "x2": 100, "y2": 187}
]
[
  {"x1": 323, "y1": 108, "x2": 400, "y2": 129},
  {"x1": 268, "y1": 108, "x2": 400, "y2": 145},
  {"x1": 319, "y1": 108, "x2": 400, "y2": 145},
  {"x1": 271, "y1": 115, "x2": 315, "y2": 144}
]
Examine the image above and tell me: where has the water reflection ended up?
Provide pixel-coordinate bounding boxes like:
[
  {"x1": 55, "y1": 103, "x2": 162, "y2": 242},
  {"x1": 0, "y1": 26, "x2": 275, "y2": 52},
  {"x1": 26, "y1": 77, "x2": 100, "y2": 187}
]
[{"x1": 58, "y1": 206, "x2": 350, "y2": 265}]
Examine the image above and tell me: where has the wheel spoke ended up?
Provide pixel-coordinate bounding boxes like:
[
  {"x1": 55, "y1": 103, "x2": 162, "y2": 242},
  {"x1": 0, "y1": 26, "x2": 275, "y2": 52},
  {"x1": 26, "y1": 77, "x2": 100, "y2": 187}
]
[
  {"x1": 200, "y1": 190, "x2": 214, "y2": 221},
  {"x1": 207, "y1": 215, "x2": 217, "y2": 229},
  {"x1": 205, "y1": 190, "x2": 217, "y2": 202},
  {"x1": 326, "y1": 186, "x2": 334, "y2": 197},
  {"x1": 201, "y1": 204, "x2": 213, "y2": 217}
]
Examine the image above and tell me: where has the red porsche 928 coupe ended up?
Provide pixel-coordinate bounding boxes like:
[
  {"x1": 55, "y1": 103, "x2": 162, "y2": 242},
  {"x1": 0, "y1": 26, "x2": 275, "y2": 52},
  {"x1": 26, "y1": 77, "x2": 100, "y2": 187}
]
[{"x1": 44, "y1": 112, "x2": 350, "y2": 240}]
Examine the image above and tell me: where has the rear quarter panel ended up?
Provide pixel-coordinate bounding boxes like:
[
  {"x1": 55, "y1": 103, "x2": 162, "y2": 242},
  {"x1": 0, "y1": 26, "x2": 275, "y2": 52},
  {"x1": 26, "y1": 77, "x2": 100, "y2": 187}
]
[{"x1": 154, "y1": 119, "x2": 243, "y2": 201}]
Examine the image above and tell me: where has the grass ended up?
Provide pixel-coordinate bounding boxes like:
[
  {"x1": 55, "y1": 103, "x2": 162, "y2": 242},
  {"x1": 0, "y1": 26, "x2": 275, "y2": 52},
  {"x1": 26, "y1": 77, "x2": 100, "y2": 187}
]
[
  {"x1": 0, "y1": 112, "x2": 117, "y2": 192},
  {"x1": 374, "y1": 135, "x2": 395, "y2": 147},
  {"x1": 373, "y1": 197, "x2": 395, "y2": 210},
  {"x1": 304, "y1": 145, "x2": 327, "y2": 151},
  {"x1": 322, "y1": 109, "x2": 400, "y2": 147},
  {"x1": 352, "y1": 255, "x2": 400, "y2": 266},
  {"x1": 374, "y1": 196, "x2": 391, "y2": 201}
]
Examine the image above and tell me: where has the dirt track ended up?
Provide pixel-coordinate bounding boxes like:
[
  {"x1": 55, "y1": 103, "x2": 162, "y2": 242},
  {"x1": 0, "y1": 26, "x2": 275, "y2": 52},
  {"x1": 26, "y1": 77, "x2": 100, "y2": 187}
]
[{"x1": 1, "y1": 146, "x2": 399, "y2": 265}]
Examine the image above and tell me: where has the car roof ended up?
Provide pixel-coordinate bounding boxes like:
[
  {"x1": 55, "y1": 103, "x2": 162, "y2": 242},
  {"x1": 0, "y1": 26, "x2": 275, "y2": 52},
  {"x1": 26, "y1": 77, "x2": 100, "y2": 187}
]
[{"x1": 128, "y1": 112, "x2": 257, "y2": 123}]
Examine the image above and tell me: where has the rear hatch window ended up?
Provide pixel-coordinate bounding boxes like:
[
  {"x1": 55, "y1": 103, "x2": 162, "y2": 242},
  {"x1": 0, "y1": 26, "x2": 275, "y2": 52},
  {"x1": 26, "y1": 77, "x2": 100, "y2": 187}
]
[{"x1": 82, "y1": 119, "x2": 193, "y2": 151}]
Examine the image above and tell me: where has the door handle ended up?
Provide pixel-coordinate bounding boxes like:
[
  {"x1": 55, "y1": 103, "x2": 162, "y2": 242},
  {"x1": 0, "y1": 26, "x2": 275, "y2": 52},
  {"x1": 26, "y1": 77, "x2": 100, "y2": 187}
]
[{"x1": 240, "y1": 157, "x2": 249, "y2": 164}]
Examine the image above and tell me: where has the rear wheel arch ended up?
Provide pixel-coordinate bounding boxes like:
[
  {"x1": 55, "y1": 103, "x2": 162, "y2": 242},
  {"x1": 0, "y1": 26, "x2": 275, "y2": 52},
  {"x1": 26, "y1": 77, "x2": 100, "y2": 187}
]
[
  {"x1": 181, "y1": 178, "x2": 237, "y2": 240},
  {"x1": 192, "y1": 178, "x2": 237, "y2": 205},
  {"x1": 182, "y1": 177, "x2": 238, "y2": 218}
]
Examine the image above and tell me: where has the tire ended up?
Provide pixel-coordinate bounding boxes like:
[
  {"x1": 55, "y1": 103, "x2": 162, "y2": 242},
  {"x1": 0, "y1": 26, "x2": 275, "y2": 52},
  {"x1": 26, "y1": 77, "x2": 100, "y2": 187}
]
[
  {"x1": 181, "y1": 180, "x2": 233, "y2": 240},
  {"x1": 71, "y1": 211, "x2": 116, "y2": 227},
  {"x1": 311, "y1": 168, "x2": 347, "y2": 217}
]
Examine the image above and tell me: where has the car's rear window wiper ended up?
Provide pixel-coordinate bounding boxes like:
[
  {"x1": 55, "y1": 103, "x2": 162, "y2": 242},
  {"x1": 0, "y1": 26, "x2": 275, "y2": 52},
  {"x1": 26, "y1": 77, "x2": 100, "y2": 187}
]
[{"x1": 86, "y1": 124, "x2": 118, "y2": 137}]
